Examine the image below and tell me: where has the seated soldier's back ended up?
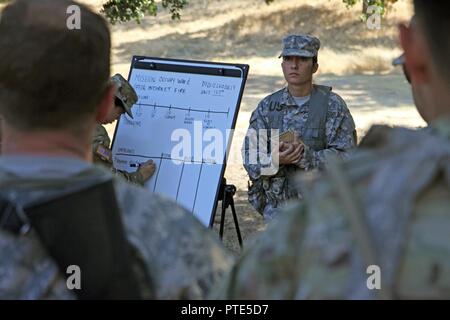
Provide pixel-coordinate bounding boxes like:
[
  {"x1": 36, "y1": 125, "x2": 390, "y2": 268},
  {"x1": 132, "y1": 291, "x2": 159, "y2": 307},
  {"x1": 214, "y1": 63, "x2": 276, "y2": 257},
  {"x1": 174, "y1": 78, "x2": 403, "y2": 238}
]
[
  {"x1": 217, "y1": 123, "x2": 450, "y2": 299},
  {"x1": 0, "y1": 156, "x2": 232, "y2": 299}
]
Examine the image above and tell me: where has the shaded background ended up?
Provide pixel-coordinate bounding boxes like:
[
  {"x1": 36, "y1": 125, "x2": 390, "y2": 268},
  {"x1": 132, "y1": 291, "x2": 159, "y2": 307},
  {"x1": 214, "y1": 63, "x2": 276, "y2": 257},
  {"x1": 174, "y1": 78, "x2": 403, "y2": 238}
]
[{"x1": 1, "y1": 0, "x2": 422, "y2": 254}]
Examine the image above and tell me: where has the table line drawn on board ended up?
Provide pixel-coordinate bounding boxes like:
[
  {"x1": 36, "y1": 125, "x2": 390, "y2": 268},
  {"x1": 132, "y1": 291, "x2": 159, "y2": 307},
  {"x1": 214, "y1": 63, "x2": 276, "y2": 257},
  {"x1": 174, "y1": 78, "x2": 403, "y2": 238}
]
[
  {"x1": 115, "y1": 152, "x2": 217, "y2": 165},
  {"x1": 135, "y1": 103, "x2": 231, "y2": 117},
  {"x1": 175, "y1": 161, "x2": 185, "y2": 201},
  {"x1": 191, "y1": 161, "x2": 203, "y2": 213},
  {"x1": 115, "y1": 152, "x2": 218, "y2": 213}
]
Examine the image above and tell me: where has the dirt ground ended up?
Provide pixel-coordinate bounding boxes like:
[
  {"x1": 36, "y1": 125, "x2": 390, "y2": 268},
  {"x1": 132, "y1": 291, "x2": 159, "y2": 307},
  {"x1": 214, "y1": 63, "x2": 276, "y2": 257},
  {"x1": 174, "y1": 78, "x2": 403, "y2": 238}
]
[{"x1": 47, "y1": 0, "x2": 425, "y2": 255}]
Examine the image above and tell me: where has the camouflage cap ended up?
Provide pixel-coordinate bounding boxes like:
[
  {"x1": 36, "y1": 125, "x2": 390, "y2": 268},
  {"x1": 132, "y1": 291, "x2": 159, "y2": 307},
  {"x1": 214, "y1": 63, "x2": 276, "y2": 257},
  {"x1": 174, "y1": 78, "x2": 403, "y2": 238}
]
[
  {"x1": 279, "y1": 34, "x2": 321, "y2": 58},
  {"x1": 111, "y1": 74, "x2": 138, "y2": 119}
]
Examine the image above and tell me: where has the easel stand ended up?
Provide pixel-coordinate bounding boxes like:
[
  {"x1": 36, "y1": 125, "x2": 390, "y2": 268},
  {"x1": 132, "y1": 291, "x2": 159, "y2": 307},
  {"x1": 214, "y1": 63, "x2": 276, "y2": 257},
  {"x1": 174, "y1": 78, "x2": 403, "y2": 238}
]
[{"x1": 218, "y1": 178, "x2": 243, "y2": 249}]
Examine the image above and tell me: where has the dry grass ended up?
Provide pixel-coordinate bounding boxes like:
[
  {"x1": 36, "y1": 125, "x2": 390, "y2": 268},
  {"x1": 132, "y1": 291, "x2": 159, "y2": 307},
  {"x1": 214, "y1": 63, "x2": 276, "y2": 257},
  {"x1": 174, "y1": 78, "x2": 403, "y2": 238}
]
[
  {"x1": 72, "y1": 0, "x2": 414, "y2": 76},
  {"x1": 105, "y1": 0, "x2": 411, "y2": 75}
]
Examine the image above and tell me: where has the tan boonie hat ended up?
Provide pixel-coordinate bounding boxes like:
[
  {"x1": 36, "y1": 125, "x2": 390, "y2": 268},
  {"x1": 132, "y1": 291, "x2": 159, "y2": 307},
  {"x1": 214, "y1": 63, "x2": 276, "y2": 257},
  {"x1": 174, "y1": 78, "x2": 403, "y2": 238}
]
[
  {"x1": 111, "y1": 74, "x2": 138, "y2": 119},
  {"x1": 279, "y1": 34, "x2": 321, "y2": 58}
]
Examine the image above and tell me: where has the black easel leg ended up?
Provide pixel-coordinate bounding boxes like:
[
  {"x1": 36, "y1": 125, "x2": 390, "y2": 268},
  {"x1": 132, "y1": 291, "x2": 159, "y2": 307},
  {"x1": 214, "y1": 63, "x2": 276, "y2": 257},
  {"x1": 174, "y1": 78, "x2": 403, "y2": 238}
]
[
  {"x1": 219, "y1": 191, "x2": 226, "y2": 240},
  {"x1": 229, "y1": 198, "x2": 243, "y2": 249}
]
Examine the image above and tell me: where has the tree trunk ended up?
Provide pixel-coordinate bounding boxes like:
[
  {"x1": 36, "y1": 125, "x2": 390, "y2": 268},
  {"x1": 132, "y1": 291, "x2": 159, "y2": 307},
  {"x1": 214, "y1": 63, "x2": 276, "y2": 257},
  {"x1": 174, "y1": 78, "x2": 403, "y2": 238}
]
[{"x1": 362, "y1": 0, "x2": 369, "y2": 14}]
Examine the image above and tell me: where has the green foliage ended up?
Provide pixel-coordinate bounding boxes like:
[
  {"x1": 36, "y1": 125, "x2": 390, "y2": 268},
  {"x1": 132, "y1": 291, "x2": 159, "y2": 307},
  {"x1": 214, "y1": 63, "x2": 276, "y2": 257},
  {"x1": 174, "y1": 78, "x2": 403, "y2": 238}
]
[
  {"x1": 101, "y1": 0, "x2": 188, "y2": 24},
  {"x1": 265, "y1": 0, "x2": 398, "y2": 17},
  {"x1": 342, "y1": 0, "x2": 358, "y2": 8},
  {"x1": 338, "y1": 0, "x2": 398, "y2": 22},
  {"x1": 342, "y1": 0, "x2": 398, "y2": 15}
]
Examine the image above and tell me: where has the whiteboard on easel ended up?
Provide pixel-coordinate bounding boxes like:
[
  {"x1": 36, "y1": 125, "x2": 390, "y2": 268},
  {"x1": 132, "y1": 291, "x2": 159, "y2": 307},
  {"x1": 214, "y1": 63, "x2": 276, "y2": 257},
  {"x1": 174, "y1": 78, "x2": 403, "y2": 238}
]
[{"x1": 111, "y1": 57, "x2": 249, "y2": 227}]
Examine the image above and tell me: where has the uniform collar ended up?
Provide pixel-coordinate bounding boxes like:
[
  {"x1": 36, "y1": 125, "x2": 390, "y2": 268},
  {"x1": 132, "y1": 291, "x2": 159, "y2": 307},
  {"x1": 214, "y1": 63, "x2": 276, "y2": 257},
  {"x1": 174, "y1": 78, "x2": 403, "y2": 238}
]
[
  {"x1": 281, "y1": 87, "x2": 301, "y2": 107},
  {"x1": 0, "y1": 155, "x2": 92, "y2": 179},
  {"x1": 281, "y1": 86, "x2": 316, "y2": 107}
]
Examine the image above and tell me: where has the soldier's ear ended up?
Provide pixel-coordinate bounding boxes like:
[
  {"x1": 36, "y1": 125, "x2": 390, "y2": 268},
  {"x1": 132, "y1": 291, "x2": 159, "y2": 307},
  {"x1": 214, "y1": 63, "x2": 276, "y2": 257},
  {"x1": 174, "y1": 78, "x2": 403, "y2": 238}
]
[
  {"x1": 400, "y1": 22, "x2": 429, "y2": 85},
  {"x1": 312, "y1": 63, "x2": 319, "y2": 74},
  {"x1": 96, "y1": 83, "x2": 115, "y2": 123}
]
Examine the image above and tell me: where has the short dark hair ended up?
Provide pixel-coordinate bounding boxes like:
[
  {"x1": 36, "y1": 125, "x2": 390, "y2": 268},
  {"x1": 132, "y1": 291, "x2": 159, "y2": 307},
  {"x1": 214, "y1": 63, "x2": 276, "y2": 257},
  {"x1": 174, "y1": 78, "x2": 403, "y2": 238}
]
[
  {"x1": 413, "y1": 1, "x2": 450, "y2": 84},
  {"x1": 0, "y1": 0, "x2": 111, "y2": 131}
]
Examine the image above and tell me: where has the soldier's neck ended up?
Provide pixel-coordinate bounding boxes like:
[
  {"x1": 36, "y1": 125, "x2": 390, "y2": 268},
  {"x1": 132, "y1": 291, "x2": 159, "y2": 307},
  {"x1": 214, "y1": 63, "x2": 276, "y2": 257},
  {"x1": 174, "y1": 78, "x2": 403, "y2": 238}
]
[
  {"x1": 288, "y1": 82, "x2": 313, "y2": 98},
  {"x1": 2, "y1": 124, "x2": 92, "y2": 162}
]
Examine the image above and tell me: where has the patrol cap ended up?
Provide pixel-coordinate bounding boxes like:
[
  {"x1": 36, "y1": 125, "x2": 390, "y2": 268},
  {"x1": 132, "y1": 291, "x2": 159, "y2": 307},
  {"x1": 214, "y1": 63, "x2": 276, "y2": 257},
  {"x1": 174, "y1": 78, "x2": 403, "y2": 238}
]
[
  {"x1": 110, "y1": 74, "x2": 138, "y2": 119},
  {"x1": 279, "y1": 34, "x2": 321, "y2": 58},
  {"x1": 392, "y1": 53, "x2": 405, "y2": 66}
]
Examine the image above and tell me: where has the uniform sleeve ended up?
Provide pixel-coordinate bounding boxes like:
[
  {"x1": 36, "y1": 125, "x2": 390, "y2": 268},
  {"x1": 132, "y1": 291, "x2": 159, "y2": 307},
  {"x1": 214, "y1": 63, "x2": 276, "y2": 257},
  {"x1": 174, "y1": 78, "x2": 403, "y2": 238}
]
[
  {"x1": 298, "y1": 94, "x2": 356, "y2": 170},
  {"x1": 92, "y1": 125, "x2": 145, "y2": 186},
  {"x1": 111, "y1": 168, "x2": 145, "y2": 186},
  {"x1": 92, "y1": 124, "x2": 113, "y2": 166},
  {"x1": 0, "y1": 231, "x2": 75, "y2": 299},
  {"x1": 92, "y1": 125, "x2": 111, "y2": 156},
  {"x1": 242, "y1": 103, "x2": 279, "y2": 180}
]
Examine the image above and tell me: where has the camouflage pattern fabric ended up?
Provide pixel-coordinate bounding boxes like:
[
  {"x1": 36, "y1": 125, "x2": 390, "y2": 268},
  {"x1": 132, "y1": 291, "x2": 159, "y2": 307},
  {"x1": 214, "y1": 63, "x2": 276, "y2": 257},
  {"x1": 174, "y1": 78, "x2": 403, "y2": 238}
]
[
  {"x1": 243, "y1": 86, "x2": 356, "y2": 220},
  {"x1": 0, "y1": 228, "x2": 75, "y2": 299},
  {"x1": 92, "y1": 124, "x2": 145, "y2": 186},
  {"x1": 0, "y1": 161, "x2": 233, "y2": 299},
  {"x1": 111, "y1": 74, "x2": 138, "y2": 119},
  {"x1": 217, "y1": 119, "x2": 450, "y2": 299},
  {"x1": 279, "y1": 34, "x2": 321, "y2": 58}
]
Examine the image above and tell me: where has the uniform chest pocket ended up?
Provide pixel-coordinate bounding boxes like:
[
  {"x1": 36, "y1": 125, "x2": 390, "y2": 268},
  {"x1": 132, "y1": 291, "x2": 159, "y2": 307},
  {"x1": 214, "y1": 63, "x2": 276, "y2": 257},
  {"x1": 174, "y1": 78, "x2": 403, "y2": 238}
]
[{"x1": 303, "y1": 127, "x2": 320, "y2": 139}]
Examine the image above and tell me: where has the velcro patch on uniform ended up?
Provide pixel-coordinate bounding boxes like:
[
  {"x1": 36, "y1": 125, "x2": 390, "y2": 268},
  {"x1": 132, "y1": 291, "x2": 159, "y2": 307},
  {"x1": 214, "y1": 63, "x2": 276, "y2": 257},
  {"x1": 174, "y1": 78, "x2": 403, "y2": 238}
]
[{"x1": 96, "y1": 145, "x2": 112, "y2": 163}]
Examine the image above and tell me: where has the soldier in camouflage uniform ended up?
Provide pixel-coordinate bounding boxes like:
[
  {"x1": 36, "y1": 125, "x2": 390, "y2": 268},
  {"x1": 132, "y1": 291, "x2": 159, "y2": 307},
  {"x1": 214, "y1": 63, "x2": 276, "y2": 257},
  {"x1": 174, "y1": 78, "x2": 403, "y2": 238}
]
[
  {"x1": 243, "y1": 34, "x2": 356, "y2": 220},
  {"x1": 0, "y1": 0, "x2": 232, "y2": 299},
  {"x1": 216, "y1": 2, "x2": 450, "y2": 299},
  {"x1": 92, "y1": 74, "x2": 156, "y2": 186}
]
